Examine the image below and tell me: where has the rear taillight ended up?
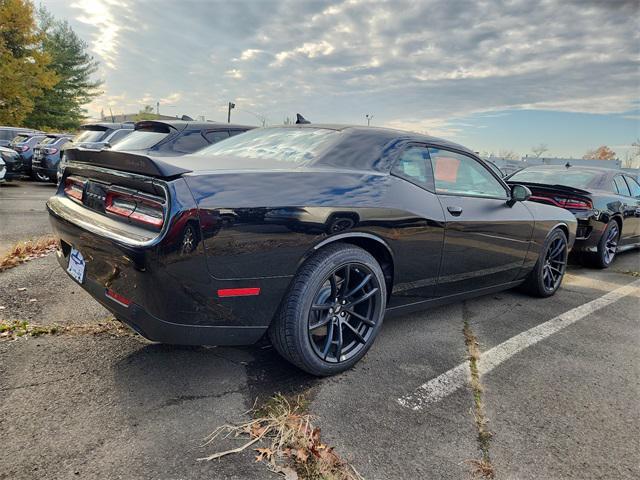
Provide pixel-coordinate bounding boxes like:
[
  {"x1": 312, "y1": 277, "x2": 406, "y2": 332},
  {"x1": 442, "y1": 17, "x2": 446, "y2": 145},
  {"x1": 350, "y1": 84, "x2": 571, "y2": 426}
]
[
  {"x1": 64, "y1": 176, "x2": 86, "y2": 203},
  {"x1": 553, "y1": 196, "x2": 593, "y2": 210},
  {"x1": 105, "y1": 189, "x2": 164, "y2": 229},
  {"x1": 530, "y1": 193, "x2": 592, "y2": 211},
  {"x1": 44, "y1": 147, "x2": 59, "y2": 155}
]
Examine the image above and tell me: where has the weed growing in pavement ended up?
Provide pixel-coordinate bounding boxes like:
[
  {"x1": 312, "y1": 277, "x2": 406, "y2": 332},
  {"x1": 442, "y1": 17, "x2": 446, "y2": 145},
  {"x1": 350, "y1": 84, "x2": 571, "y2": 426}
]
[
  {"x1": 0, "y1": 236, "x2": 57, "y2": 272},
  {"x1": 200, "y1": 392, "x2": 363, "y2": 480},
  {"x1": 0, "y1": 318, "x2": 133, "y2": 340},
  {"x1": 463, "y1": 321, "x2": 495, "y2": 479}
]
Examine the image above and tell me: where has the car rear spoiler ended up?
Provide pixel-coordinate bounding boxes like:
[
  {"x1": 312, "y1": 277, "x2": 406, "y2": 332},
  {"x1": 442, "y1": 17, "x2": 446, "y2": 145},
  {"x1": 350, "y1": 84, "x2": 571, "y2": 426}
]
[
  {"x1": 505, "y1": 181, "x2": 591, "y2": 196},
  {"x1": 65, "y1": 148, "x2": 192, "y2": 178}
]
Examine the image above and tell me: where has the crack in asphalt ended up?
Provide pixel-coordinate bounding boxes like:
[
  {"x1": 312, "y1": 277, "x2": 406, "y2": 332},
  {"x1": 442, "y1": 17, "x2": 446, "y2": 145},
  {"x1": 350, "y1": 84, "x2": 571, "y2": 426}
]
[
  {"x1": 462, "y1": 302, "x2": 495, "y2": 479},
  {"x1": 159, "y1": 387, "x2": 248, "y2": 409}
]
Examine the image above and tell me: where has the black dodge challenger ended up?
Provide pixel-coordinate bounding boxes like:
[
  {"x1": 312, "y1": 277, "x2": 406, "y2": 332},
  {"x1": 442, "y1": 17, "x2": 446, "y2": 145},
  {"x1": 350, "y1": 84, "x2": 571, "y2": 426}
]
[
  {"x1": 47, "y1": 125, "x2": 576, "y2": 375},
  {"x1": 507, "y1": 165, "x2": 640, "y2": 268}
]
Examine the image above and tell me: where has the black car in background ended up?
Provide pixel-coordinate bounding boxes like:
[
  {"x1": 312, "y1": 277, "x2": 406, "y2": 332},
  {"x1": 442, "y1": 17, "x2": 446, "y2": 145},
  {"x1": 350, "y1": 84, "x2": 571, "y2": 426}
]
[
  {"x1": 31, "y1": 134, "x2": 74, "y2": 182},
  {"x1": 0, "y1": 126, "x2": 42, "y2": 148},
  {"x1": 108, "y1": 120, "x2": 254, "y2": 156},
  {"x1": 9, "y1": 132, "x2": 47, "y2": 178},
  {"x1": 507, "y1": 165, "x2": 640, "y2": 268},
  {"x1": 0, "y1": 145, "x2": 22, "y2": 180},
  {"x1": 49, "y1": 125, "x2": 576, "y2": 375}
]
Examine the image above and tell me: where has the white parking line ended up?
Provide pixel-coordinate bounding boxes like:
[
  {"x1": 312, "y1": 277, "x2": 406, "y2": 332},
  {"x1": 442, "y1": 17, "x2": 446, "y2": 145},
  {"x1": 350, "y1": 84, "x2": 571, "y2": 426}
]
[{"x1": 397, "y1": 278, "x2": 640, "y2": 411}]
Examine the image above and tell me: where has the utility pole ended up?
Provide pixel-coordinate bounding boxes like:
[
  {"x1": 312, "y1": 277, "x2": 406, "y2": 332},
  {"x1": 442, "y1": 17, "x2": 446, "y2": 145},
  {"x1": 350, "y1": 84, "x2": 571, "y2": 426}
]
[
  {"x1": 227, "y1": 102, "x2": 235, "y2": 123},
  {"x1": 365, "y1": 114, "x2": 374, "y2": 126},
  {"x1": 156, "y1": 101, "x2": 160, "y2": 116}
]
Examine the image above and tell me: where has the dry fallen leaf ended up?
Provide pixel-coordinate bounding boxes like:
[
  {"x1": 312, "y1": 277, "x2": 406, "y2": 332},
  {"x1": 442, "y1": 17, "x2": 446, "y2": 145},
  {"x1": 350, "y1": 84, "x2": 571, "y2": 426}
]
[{"x1": 254, "y1": 447, "x2": 273, "y2": 462}]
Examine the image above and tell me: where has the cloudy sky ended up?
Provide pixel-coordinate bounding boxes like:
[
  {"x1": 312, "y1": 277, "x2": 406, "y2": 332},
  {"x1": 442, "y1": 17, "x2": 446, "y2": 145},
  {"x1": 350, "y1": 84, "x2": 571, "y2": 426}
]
[{"x1": 43, "y1": 0, "x2": 639, "y2": 160}]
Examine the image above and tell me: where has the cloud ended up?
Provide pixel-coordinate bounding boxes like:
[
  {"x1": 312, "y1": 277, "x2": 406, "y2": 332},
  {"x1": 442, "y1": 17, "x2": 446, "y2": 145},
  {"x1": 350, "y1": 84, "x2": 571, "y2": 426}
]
[{"x1": 45, "y1": 0, "x2": 637, "y2": 147}]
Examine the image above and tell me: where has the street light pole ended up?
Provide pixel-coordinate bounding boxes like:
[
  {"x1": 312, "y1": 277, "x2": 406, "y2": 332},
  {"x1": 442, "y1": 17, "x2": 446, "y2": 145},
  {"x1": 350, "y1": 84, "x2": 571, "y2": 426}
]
[
  {"x1": 366, "y1": 114, "x2": 374, "y2": 126},
  {"x1": 227, "y1": 102, "x2": 235, "y2": 123}
]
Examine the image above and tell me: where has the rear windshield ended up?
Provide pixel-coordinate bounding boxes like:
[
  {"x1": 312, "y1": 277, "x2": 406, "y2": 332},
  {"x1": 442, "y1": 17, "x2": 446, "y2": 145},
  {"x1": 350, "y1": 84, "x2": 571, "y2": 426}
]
[
  {"x1": 509, "y1": 168, "x2": 598, "y2": 189},
  {"x1": 11, "y1": 135, "x2": 29, "y2": 144},
  {"x1": 195, "y1": 127, "x2": 339, "y2": 164},
  {"x1": 74, "y1": 129, "x2": 108, "y2": 143},
  {"x1": 110, "y1": 129, "x2": 170, "y2": 151},
  {"x1": 41, "y1": 136, "x2": 68, "y2": 145}
]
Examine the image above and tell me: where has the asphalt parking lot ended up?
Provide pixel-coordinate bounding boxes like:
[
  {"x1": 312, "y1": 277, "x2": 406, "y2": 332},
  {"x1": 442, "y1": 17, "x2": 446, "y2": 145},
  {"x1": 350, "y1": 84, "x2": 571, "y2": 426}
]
[{"x1": 1, "y1": 180, "x2": 639, "y2": 479}]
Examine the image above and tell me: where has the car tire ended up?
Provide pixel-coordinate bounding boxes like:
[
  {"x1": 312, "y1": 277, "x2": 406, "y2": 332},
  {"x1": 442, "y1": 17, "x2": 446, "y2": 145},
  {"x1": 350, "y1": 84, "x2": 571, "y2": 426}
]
[
  {"x1": 520, "y1": 228, "x2": 568, "y2": 298},
  {"x1": 35, "y1": 172, "x2": 49, "y2": 182},
  {"x1": 269, "y1": 243, "x2": 387, "y2": 376},
  {"x1": 583, "y1": 220, "x2": 620, "y2": 269}
]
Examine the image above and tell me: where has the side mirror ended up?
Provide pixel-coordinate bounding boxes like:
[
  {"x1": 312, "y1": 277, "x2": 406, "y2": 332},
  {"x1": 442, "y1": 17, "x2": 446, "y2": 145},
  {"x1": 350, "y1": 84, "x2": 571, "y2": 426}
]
[{"x1": 508, "y1": 184, "x2": 531, "y2": 206}]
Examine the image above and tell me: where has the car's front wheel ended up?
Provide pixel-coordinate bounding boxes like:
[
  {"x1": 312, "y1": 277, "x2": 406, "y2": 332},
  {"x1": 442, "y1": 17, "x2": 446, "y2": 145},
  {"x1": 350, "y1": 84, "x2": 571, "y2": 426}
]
[
  {"x1": 269, "y1": 243, "x2": 386, "y2": 376},
  {"x1": 520, "y1": 228, "x2": 568, "y2": 297}
]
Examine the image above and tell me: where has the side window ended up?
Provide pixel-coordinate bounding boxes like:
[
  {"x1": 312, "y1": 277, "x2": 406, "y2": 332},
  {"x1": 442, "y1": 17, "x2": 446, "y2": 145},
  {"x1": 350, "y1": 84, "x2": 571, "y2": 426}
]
[
  {"x1": 161, "y1": 130, "x2": 209, "y2": 154},
  {"x1": 428, "y1": 148, "x2": 507, "y2": 198},
  {"x1": 391, "y1": 146, "x2": 434, "y2": 190},
  {"x1": 204, "y1": 130, "x2": 230, "y2": 144},
  {"x1": 229, "y1": 129, "x2": 246, "y2": 137},
  {"x1": 613, "y1": 176, "x2": 631, "y2": 196},
  {"x1": 624, "y1": 176, "x2": 640, "y2": 198}
]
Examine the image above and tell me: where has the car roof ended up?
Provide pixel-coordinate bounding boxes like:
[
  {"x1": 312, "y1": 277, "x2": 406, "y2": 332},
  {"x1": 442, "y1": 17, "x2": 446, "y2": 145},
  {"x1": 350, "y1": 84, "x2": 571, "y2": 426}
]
[
  {"x1": 81, "y1": 122, "x2": 134, "y2": 130},
  {"x1": 516, "y1": 164, "x2": 623, "y2": 176},
  {"x1": 272, "y1": 124, "x2": 475, "y2": 155},
  {"x1": 43, "y1": 133, "x2": 74, "y2": 139},
  {"x1": 0, "y1": 126, "x2": 41, "y2": 131},
  {"x1": 134, "y1": 120, "x2": 255, "y2": 132}
]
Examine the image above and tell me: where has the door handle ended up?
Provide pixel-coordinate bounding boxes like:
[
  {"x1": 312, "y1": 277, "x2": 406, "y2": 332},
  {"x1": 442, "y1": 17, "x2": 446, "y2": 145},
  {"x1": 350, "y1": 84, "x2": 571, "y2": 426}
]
[{"x1": 447, "y1": 206, "x2": 463, "y2": 216}]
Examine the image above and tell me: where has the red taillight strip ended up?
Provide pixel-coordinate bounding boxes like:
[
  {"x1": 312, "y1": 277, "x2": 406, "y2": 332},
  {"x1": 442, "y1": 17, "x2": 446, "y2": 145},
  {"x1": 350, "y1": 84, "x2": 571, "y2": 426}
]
[
  {"x1": 529, "y1": 194, "x2": 592, "y2": 210},
  {"x1": 64, "y1": 177, "x2": 86, "y2": 202},
  {"x1": 218, "y1": 287, "x2": 261, "y2": 298},
  {"x1": 105, "y1": 189, "x2": 165, "y2": 229},
  {"x1": 105, "y1": 288, "x2": 132, "y2": 307}
]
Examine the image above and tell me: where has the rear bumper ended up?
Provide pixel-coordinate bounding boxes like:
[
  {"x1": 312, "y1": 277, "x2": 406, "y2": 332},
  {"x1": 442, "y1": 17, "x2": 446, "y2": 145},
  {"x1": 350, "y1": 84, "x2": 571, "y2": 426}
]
[
  {"x1": 47, "y1": 187, "x2": 288, "y2": 346},
  {"x1": 54, "y1": 249, "x2": 267, "y2": 345}
]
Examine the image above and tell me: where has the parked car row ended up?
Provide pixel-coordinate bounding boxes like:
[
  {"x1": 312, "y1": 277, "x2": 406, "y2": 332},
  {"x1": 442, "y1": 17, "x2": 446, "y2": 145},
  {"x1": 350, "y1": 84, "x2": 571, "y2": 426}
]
[{"x1": 1, "y1": 119, "x2": 254, "y2": 184}]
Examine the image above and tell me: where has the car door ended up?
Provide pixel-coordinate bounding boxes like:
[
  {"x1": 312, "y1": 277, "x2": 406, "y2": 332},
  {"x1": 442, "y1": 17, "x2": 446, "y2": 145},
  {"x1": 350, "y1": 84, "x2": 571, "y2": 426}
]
[
  {"x1": 428, "y1": 147, "x2": 534, "y2": 297},
  {"x1": 622, "y1": 175, "x2": 640, "y2": 242},
  {"x1": 612, "y1": 175, "x2": 639, "y2": 244},
  {"x1": 386, "y1": 144, "x2": 445, "y2": 306}
]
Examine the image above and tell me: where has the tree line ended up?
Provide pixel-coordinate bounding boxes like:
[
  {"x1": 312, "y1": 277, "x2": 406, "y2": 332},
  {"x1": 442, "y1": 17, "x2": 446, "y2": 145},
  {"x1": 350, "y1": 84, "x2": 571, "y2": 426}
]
[{"x1": 0, "y1": 0, "x2": 101, "y2": 131}]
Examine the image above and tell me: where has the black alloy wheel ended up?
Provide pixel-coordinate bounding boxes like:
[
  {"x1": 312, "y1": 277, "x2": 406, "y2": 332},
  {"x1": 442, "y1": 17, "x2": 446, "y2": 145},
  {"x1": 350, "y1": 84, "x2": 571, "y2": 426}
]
[
  {"x1": 269, "y1": 243, "x2": 386, "y2": 376},
  {"x1": 521, "y1": 228, "x2": 568, "y2": 297},
  {"x1": 584, "y1": 220, "x2": 621, "y2": 269},
  {"x1": 600, "y1": 221, "x2": 619, "y2": 267},
  {"x1": 308, "y1": 263, "x2": 381, "y2": 364},
  {"x1": 542, "y1": 235, "x2": 567, "y2": 292}
]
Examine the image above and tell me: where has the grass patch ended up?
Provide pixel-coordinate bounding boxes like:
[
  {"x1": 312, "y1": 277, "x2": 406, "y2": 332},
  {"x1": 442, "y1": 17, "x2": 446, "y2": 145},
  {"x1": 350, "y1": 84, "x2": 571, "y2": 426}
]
[
  {"x1": 615, "y1": 270, "x2": 640, "y2": 278},
  {"x1": 0, "y1": 236, "x2": 57, "y2": 273},
  {"x1": 0, "y1": 318, "x2": 133, "y2": 340},
  {"x1": 463, "y1": 321, "x2": 495, "y2": 479},
  {"x1": 200, "y1": 393, "x2": 362, "y2": 480}
]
